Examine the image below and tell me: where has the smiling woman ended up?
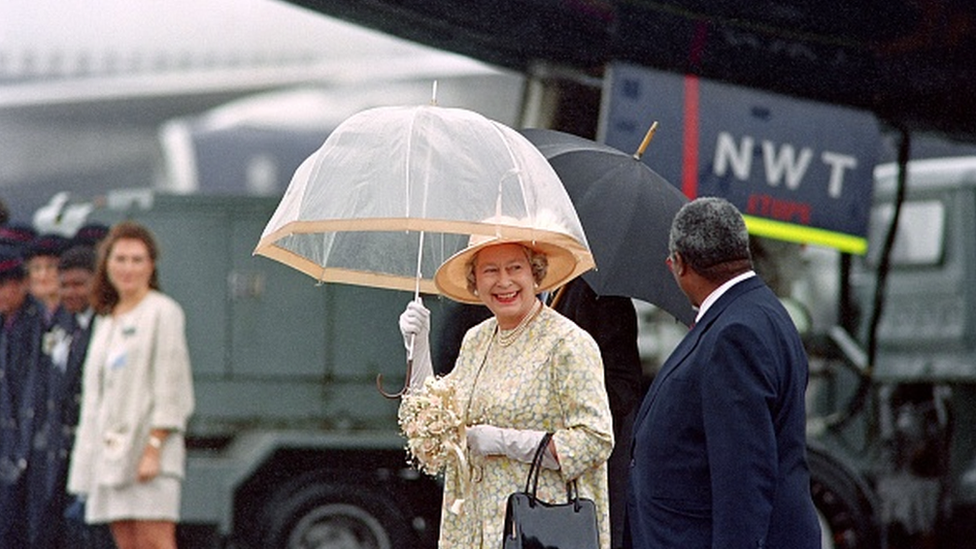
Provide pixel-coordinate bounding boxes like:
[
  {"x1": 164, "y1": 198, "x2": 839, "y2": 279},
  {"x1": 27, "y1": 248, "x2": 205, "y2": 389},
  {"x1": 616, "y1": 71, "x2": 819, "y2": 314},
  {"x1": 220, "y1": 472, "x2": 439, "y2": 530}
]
[
  {"x1": 468, "y1": 244, "x2": 544, "y2": 331},
  {"x1": 396, "y1": 235, "x2": 614, "y2": 549},
  {"x1": 67, "y1": 221, "x2": 194, "y2": 549}
]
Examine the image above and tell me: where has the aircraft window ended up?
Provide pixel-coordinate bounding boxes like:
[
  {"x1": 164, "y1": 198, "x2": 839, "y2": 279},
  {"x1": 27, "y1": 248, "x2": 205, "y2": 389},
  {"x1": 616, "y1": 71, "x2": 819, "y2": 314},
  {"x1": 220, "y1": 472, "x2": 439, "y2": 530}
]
[{"x1": 866, "y1": 200, "x2": 945, "y2": 267}]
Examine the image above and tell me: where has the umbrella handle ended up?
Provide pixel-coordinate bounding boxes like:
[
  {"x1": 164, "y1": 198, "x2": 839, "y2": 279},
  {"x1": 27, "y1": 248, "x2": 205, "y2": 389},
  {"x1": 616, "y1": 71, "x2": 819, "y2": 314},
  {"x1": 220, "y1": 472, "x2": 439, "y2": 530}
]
[{"x1": 376, "y1": 359, "x2": 414, "y2": 399}]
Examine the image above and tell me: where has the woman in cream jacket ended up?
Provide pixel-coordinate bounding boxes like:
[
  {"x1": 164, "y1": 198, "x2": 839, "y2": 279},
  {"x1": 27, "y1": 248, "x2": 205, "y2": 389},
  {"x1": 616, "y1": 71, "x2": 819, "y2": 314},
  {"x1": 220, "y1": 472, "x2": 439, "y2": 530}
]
[{"x1": 68, "y1": 221, "x2": 194, "y2": 549}]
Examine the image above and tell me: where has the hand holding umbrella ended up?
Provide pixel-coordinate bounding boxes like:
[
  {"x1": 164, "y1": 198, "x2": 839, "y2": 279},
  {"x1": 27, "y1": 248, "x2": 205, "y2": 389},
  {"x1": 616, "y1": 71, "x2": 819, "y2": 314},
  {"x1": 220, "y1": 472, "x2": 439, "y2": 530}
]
[{"x1": 398, "y1": 298, "x2": 433, "y2": 391}]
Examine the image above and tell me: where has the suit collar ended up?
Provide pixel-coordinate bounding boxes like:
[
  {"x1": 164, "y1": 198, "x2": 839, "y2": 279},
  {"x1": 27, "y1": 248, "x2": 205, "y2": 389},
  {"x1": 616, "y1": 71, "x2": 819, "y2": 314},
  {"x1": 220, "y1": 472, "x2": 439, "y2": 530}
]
[
  {"x1": 695, "y1": 271, "x2": 755, "y2": 324},
  {"x1": 694, "y1": 275, "x2": 763, "y2": 330}
]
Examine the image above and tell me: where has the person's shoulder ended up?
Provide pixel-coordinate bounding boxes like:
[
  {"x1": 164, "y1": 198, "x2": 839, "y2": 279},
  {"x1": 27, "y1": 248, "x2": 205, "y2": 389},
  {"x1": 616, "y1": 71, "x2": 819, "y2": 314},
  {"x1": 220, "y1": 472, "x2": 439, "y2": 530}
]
[
  {"x1": 726, "y1": 280, "x2": 791, "y2": 321},
  {"x1": 712, "y1": 290, "x2": 799, "y2": 345},
  {"x1": 712, "y1": 276, "x2": 774, "y2": 317},
  {"x1": 542, "y1": 305, "x2": 574, "y2": 328},
  {"x1": 462, "y1": 315, "x2": 496, "y2": 343},
  {"x1": 541, "y1": 307, "x2": 599, "y2": 346},
  {"x1": 542, "y1": 305, "x2": 587, "y2": 329},
  {"x1": 145, "y1": 290, "x2": 185, "y2": 317}
]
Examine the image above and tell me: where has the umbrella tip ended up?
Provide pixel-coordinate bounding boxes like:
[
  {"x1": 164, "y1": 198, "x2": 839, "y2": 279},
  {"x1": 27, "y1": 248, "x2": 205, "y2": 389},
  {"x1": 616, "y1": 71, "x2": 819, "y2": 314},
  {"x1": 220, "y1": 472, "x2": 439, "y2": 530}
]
[
  {"x1": 430, "y1": 80, "x2": 438, "y2": 106},
  {"x1": 633, "y1": 120, "x2": 659, "y2": 161}
]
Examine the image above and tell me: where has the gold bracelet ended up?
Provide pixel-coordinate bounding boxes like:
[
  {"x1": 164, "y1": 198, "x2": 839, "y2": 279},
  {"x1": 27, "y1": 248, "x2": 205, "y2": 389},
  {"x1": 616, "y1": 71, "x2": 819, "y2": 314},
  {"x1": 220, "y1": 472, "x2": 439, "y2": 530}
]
[{"x1": 148, "y1": 435, "x2": 164, "y2": 449}]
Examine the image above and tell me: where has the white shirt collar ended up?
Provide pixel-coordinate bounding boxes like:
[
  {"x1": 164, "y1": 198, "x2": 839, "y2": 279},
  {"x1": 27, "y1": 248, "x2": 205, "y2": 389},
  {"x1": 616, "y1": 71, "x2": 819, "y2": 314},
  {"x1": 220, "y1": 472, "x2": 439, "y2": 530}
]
[
  {"x1": 76, "y1": 308, "x2": 94, "y2": 330},
  {"x1": 694, "y1": 270, "x2": 756, "y2": 324}
]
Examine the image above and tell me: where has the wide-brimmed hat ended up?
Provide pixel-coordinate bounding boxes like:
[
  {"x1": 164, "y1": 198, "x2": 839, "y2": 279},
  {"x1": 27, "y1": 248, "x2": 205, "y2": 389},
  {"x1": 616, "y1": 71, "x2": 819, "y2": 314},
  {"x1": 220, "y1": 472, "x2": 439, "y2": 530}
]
[{"x1": 434, "y1": 217, "x2": 586, "y2": 304}]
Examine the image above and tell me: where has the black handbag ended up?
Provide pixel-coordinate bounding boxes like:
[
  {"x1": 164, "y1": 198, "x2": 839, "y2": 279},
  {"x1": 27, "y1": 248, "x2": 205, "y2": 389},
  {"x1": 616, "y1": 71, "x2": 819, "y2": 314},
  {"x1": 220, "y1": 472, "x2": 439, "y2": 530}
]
[{"x1": 502, "y1": 432, "x2": 600, "y2": 549}]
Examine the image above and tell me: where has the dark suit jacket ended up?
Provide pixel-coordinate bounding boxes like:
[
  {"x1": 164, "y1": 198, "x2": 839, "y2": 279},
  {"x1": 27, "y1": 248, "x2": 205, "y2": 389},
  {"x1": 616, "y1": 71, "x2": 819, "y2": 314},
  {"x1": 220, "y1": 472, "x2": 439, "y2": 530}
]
[
  {"x1": 0, "y1": 295, "x2": 45, "y2": 549},
  {"x1": 26, "y1": 307, "x2": 94, "y2": 548},
  {"x1": 627, "y1": 276, "x2": 820, "y2": 549}
]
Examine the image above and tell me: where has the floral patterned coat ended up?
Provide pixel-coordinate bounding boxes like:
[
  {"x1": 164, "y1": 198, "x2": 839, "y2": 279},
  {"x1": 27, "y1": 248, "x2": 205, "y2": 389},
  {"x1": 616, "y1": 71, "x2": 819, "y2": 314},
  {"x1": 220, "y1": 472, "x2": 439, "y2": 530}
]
[{"x1": 431, "y1": 306, "x2": 614, "y2": 549}]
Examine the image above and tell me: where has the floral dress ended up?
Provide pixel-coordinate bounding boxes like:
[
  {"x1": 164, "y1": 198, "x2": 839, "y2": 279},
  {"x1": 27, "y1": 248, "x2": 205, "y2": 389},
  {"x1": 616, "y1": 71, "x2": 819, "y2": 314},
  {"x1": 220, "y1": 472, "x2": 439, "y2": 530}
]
[{"x1": 432, "y1": 306, "x2": 613, "y2": 549}]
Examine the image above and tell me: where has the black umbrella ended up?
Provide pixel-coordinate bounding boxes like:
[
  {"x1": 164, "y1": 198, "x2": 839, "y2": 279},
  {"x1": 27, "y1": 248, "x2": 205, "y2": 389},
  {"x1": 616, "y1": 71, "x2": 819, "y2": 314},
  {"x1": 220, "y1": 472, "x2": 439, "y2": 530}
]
[{"x1": 521, "y1": 128, "x2": 695, "y2": 326}]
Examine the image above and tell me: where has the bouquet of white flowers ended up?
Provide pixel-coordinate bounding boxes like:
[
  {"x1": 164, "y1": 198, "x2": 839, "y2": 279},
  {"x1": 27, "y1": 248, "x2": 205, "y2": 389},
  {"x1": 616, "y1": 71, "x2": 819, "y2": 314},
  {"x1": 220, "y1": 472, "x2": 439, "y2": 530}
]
[
  {"x1": 398, "y1": 376, "x2": 470, "y2": 513},
  {"x1": 398, "y1": 376, "x2": 464, "y2": 473}
]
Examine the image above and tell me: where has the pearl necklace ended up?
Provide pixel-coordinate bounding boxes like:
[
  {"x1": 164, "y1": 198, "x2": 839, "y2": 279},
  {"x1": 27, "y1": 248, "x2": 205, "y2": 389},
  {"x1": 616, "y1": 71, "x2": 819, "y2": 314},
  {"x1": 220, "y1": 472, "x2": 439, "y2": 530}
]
[{"x1": 496, "y1": 300, "x2": 543, "y2": 347}]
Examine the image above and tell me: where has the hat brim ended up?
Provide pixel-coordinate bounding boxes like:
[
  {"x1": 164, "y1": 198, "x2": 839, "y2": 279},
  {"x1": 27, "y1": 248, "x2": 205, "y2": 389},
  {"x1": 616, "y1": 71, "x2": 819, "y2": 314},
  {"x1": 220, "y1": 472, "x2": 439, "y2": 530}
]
[{"x1": 434, "y1": 236, "x2": 590, "y2": 304}]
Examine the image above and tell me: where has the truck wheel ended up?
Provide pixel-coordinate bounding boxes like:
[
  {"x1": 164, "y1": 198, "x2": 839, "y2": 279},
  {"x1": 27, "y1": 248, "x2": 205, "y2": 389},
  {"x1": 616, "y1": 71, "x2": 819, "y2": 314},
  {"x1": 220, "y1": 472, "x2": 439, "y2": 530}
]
[
  {"x1": 261, "y1": 482, "x2": 416, "y2": 549},
  {"x1": 808, "y1": 449, "x2": 879, "y2": 549}
]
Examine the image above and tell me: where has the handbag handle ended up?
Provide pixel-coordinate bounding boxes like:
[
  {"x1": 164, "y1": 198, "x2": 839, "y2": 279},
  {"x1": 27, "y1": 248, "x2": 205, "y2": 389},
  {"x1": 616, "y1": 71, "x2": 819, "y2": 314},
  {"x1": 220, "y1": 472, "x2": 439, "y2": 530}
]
[
  {"x1": 523, "y1": 432, "x2": 584, "y2": 510},
  {"x1": 525, "y1": 432, "x2": 554, "y2": 495}
]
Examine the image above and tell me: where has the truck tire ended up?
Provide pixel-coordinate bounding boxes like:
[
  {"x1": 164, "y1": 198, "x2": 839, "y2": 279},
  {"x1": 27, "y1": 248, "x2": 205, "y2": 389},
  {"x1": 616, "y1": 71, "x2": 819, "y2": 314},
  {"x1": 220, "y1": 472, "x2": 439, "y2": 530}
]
[
  {"x1": 260, "y1": 481, "x2": 417, "y2": 549},
  {"x1": 808, "y1": 448, "x2": 879, "y2": 549}
]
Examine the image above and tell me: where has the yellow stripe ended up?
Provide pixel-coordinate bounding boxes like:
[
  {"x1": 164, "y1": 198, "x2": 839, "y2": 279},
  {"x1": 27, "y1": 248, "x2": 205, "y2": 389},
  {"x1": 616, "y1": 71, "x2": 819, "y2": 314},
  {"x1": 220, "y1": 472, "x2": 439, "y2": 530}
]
[{"x1": 742, "y1": 215, "x2": 868, "y2": 255}]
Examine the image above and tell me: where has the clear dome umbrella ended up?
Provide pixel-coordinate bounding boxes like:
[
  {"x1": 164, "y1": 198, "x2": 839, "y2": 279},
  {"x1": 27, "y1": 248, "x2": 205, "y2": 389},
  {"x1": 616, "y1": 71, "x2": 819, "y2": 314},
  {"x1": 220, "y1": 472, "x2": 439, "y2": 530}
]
[{"x1": 254, "y1": 104, "x2": 594, "y2": 396}]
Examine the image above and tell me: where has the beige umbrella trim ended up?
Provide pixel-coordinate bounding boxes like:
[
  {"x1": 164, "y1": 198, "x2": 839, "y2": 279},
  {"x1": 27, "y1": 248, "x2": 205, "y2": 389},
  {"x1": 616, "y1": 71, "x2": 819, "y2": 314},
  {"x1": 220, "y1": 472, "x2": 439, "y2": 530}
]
[
  {"x1": 253, "y1": 217, "x2": 595, "y2": 295},
  {"x1": 256, "y1": 216, "x2": 590, "y2": 245}
]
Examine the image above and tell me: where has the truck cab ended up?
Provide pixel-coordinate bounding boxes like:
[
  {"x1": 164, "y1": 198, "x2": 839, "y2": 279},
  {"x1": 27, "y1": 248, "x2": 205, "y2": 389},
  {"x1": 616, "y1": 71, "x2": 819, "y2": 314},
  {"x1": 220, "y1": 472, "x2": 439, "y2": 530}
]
[{"x1": 808, "y1": 157, "x2": 976, "y2": 549}]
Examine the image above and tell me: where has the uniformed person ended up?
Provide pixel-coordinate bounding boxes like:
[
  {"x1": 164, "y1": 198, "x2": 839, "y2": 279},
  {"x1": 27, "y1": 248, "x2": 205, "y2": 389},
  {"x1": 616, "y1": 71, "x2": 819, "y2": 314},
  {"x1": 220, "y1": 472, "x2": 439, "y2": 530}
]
[
  {"x1": 27, "y1": 244, "x2": 111, "y2": 548},
  {"x1": 0, "y1": 251, "x2": 46, "y2": 549}
]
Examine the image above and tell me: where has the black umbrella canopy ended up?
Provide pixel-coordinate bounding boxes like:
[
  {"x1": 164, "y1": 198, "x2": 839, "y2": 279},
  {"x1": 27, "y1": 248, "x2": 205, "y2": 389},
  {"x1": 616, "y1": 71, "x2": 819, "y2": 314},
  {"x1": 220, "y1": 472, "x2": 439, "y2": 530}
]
[
  {"x1": 288, "y1": 0, "x2": 976, "y2": 144},
  {"x1": 521, "y1": 128, "x2": 695, "y2": 326}
]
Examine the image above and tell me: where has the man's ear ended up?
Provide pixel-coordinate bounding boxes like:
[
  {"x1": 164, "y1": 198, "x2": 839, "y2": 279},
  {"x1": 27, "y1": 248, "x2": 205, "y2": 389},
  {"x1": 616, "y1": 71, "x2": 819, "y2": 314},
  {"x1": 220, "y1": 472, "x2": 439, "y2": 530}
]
[{"x1": 671, "y1": 252, "x2": 685, "y2": 276}]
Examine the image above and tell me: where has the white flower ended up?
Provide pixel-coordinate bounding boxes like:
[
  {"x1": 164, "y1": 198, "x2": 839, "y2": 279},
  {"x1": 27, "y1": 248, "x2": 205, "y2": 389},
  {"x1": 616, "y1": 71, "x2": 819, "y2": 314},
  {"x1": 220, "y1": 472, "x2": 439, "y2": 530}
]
[
  {"x1": 42, "y1": 326, "x2": 72, "y2": 371},
  {"x1": 398, "y1": 376, "x2": 464, "y2": 476}
]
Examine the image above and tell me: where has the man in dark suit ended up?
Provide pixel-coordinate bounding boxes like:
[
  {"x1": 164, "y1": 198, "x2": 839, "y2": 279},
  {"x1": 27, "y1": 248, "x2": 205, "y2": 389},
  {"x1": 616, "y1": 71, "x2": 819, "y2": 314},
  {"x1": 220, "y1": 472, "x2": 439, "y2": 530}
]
[{"x1": 627, "y1": 197, "x2": 820, "y2": 548}]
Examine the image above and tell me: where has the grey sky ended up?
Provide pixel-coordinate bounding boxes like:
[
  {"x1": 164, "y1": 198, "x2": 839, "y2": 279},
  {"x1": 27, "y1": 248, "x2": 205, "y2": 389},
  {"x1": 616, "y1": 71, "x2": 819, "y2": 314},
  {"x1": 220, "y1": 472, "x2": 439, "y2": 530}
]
[{"x1": 0, "y1": 0, "x2": 483, "y2": 80}]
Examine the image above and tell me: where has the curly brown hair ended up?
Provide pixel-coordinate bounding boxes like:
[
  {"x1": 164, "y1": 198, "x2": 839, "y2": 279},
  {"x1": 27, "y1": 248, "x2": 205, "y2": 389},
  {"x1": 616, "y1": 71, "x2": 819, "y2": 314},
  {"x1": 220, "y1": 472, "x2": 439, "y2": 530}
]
[{"x1": 90, "y1": 220, "x2": 161, "y2": 315}]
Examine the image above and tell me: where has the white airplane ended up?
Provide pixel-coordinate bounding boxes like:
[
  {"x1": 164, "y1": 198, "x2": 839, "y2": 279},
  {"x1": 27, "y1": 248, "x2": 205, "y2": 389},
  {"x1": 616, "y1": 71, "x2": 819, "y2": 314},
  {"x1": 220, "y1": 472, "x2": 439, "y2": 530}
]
[{"x1": 0, "y1": 0, "x2": 523, "y2": 223}]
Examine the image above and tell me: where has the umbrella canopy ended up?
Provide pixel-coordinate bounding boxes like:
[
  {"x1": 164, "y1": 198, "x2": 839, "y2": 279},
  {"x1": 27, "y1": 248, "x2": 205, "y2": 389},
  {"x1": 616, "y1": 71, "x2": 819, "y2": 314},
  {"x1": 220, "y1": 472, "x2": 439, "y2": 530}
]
[
  {"x1": 255, "y1": 105, "x2": 594, "y2": 297},
  {"x1": 520, "y1": 128, "x2": 695, "y2": 326}
]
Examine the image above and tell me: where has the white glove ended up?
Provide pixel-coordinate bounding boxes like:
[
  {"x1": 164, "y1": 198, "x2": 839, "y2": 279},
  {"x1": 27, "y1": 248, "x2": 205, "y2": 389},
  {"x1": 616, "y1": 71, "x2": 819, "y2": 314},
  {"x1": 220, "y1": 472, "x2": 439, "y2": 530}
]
[
  {"x1": 399, "y1": 298, "x2": 433, "y2": 392},
  {"x1": 466, "y1": 425, "x2": 559, "y2": 469}
]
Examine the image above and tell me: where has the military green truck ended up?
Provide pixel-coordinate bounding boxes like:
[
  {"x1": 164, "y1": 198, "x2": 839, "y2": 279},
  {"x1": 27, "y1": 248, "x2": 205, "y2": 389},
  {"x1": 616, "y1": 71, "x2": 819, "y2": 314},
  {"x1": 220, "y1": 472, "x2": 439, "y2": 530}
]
[
  {"x1": 805, "y1": 157, "x2": 976, "y2": 549},
  {"x1": 89, "y1": 190, "x2": 446, "y2": 548}
]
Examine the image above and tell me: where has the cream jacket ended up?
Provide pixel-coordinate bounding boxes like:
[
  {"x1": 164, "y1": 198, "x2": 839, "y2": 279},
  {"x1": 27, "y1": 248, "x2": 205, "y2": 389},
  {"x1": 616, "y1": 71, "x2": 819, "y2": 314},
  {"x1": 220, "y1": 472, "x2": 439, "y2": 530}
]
[{"x1": 68, "y1": 290, "x2": 194, "y2": 493}]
